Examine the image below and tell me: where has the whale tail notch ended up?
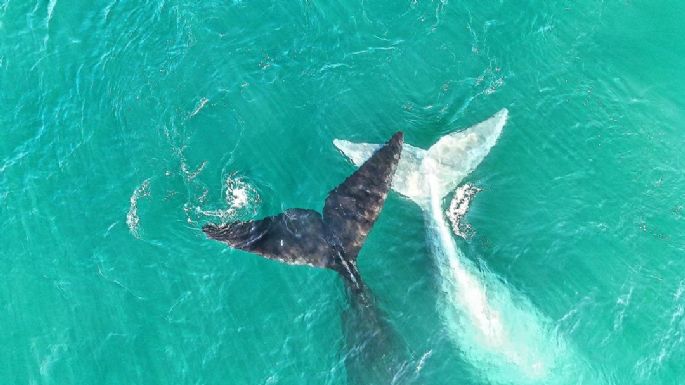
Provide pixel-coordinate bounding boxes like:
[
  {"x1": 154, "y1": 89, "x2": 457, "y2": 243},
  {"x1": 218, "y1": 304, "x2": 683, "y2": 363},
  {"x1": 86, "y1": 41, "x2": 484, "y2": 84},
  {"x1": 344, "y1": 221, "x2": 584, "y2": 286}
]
[
  {"x1": 203, "y1": 132, "x2": 404, "y2": 280},
  {"x1": 333, "y1": 109, "x2": 508, "y2": 209}
]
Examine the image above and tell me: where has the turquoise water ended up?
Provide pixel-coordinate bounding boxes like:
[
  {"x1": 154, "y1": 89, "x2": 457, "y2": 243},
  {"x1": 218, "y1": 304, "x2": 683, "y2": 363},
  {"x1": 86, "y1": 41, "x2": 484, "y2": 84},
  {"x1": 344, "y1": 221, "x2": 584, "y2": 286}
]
[{"x1": 2, "y1": 1, "x2": 684, "y2": 384}]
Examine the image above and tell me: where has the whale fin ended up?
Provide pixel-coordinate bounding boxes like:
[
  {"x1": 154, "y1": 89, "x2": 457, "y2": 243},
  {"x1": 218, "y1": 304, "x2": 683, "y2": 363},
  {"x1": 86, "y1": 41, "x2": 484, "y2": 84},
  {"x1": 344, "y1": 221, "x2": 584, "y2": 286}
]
[
  {"x1": 334, "y1": 140, "x2": 429, "y2": 206},
  {"x1": 334, "y1": 109, "x2": 508, "y2": 209},
  {"x1": 204, "y1": 132, "x2": 404, "y2": 271},
  {"x1": 422, "y1": 108, "x2": 508, "y2": 201},
  {"x1": 203, "y1": 208, "x2": 332, "y2": 268},
  {"x1": 324, "y1": 131, "x2": 403, "y2": 260}
]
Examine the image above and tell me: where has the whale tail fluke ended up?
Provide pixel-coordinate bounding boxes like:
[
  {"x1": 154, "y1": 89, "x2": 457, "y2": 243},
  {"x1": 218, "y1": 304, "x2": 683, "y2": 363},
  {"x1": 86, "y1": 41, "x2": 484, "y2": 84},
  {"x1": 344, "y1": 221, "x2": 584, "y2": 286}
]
[
  {"x1": 203, "y1": 208, "x2": 331, "y2": 267},
  {"x1": 334, "y1": 109, "x2": 508, "y2": 209},
  {"x1": 203, "y1": 132, "x2": 404, "y2": 280}
]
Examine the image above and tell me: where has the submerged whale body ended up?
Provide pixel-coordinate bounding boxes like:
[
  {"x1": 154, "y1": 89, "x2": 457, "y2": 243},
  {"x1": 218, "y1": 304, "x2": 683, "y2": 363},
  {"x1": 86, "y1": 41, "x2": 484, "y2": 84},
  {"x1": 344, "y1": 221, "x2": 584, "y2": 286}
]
[
  {"x1": 204, "y1": 132, "x2": 414, "y2": 384},
  {"x1": 335, "y1": 111, "x2": 599, "y2": 384}
]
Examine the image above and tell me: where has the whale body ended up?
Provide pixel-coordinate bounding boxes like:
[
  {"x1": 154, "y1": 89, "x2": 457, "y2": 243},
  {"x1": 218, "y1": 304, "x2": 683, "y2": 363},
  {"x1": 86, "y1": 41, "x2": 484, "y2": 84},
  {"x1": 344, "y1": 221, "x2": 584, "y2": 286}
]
[{"x1": 334, "y1": 110, "x2": 597, "y2": 384}]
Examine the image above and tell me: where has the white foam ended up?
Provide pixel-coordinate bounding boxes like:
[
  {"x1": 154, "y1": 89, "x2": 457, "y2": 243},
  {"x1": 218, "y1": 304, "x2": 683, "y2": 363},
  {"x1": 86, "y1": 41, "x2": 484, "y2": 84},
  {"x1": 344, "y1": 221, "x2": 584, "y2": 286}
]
[
  {"x1": 189, "y1": 97, "x2": 209, "y2": 118},
  {"x1": 126, "y1": 178, "x2": 150, "y2": 238},
  {"x1": 194, "y1": 174, "x2": 260, "y2": 222},
  {"x1": 446, "y1": 183, "x2": 481, "y2": 238},
  {"x1": 180, "y1": 160, "x2": 207, "y2": 181}
]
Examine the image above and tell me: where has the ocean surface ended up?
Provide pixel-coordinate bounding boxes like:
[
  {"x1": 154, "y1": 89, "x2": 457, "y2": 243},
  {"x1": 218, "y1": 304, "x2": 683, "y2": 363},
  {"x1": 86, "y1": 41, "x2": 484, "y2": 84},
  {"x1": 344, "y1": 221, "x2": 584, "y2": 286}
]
[{"x1": 1, "y1": 1, "x2": 684, "y2": 384}]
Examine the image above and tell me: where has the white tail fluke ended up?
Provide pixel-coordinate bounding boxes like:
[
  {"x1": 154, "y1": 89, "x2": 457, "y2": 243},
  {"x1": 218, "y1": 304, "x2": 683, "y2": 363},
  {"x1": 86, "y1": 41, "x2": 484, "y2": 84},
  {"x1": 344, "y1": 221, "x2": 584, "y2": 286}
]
[{"x1": 333, "y1": 108, "x2": 508, "y2": 209}]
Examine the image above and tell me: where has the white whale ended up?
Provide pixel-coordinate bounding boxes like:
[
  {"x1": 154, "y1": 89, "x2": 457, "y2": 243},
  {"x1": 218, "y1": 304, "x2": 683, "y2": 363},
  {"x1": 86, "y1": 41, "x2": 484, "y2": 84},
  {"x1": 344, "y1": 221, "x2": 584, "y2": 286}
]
[{"x1": 334, "y1": 110, "x2": 596, "y2": 385}]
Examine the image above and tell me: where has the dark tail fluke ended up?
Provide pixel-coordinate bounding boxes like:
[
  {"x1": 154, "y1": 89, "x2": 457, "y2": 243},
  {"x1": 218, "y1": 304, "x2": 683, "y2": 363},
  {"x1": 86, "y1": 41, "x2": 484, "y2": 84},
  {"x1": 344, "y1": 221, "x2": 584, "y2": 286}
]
[
  {"x1": 203, "y1": 132, "x2": 404, "y2": 280},
  {"x1": 202, "y1": 208, "x2": 332, "y2": 268},
  {"x1": 323, "y1": 132, "x2": 403, "y2": 260}
]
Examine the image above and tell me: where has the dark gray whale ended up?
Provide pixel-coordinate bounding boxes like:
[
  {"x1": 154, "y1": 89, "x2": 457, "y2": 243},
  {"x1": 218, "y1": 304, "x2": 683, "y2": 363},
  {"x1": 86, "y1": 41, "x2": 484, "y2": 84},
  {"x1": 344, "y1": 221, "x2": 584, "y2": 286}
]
[
  {"x1": 203, "y1": 132, "x2": 414, "y2": 384},
  {"x1": 203, "y1": 132, "x2": 403, "y2": 292}
]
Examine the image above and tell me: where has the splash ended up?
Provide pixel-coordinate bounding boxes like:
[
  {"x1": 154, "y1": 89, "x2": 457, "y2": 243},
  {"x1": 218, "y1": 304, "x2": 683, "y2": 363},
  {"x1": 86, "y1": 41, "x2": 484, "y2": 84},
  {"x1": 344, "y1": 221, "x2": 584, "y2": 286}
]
[
  {"x1": 192, "y1": 174, "x2": 260, "y2": 222},
  {"x1": 126, "y1": 178, "x2": 150, "y2": 238},
  {"x1": 446, "y1": 183, "x2": 481, "y2": 239}
]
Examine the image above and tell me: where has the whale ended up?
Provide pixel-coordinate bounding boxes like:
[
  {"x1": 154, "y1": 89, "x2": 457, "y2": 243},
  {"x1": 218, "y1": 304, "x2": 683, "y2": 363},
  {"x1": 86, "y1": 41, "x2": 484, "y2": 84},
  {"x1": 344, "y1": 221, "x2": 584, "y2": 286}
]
[
  {"x1": 334, "y1": 110, "x2": 596, "y2": 384},
  {"x1": 203, "y1": 132, "x2": 414, "y2": 385}
]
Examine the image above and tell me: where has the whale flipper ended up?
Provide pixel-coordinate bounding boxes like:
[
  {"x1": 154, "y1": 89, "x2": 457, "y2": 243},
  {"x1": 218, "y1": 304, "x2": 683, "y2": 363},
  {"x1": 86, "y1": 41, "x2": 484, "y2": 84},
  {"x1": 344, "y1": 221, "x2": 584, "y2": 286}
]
[{"x1": 203, "y1": 132, "x2": 404, "y2": 276}]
